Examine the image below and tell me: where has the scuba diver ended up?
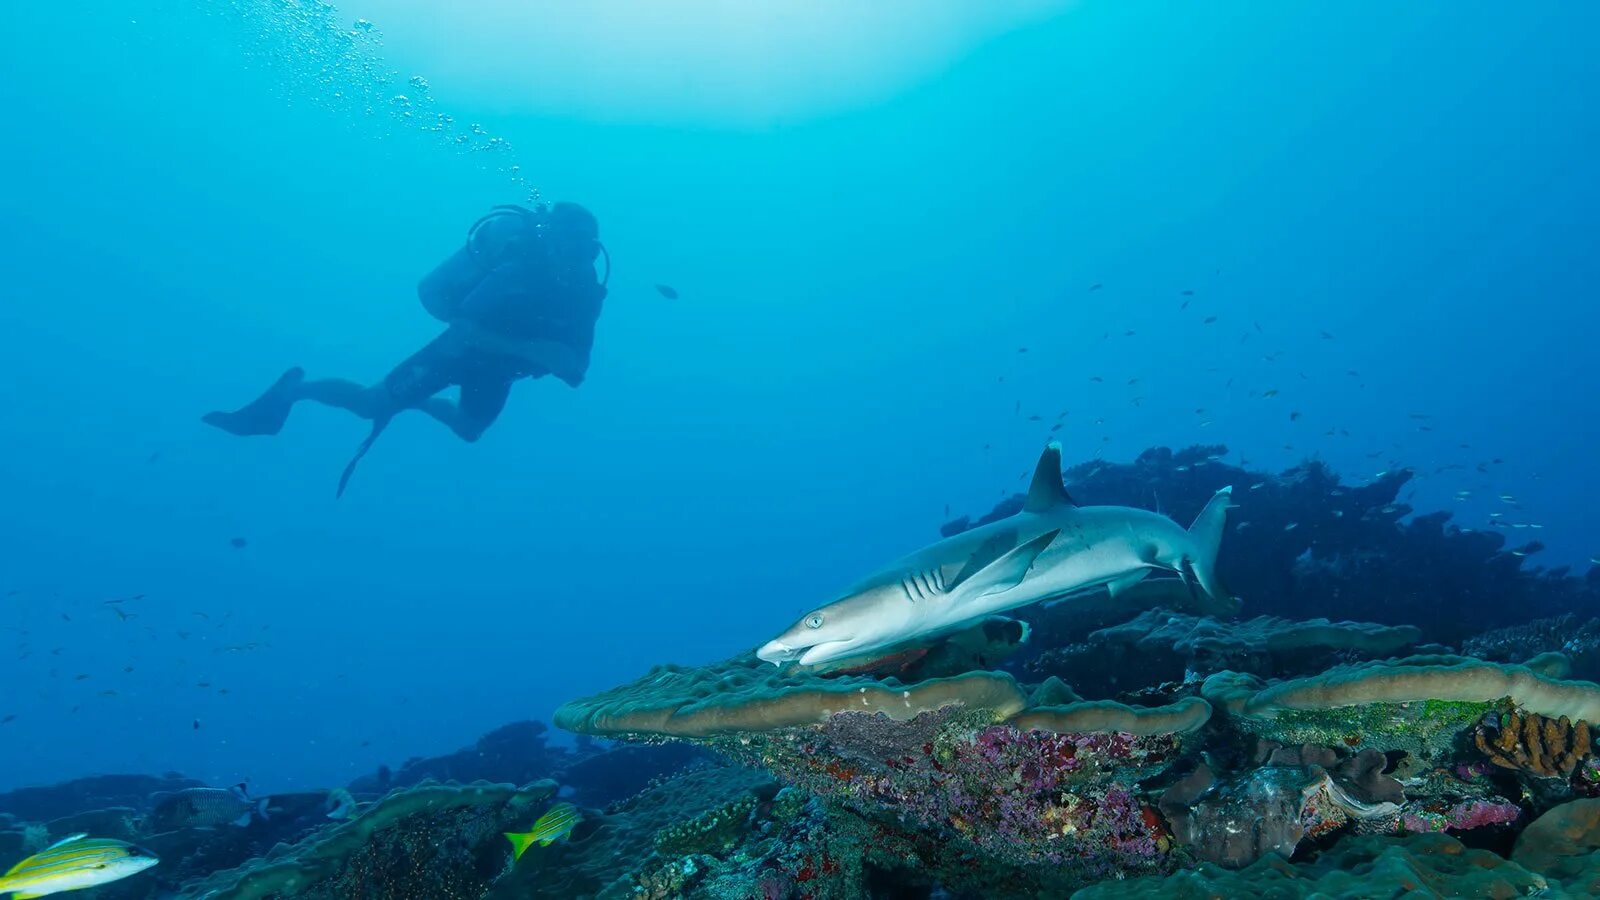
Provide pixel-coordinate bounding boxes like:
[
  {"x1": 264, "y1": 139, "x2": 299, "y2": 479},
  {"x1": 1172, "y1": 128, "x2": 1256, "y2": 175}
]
[{"x1": 202, "y1": 201, "x2": 609, "y2": 496}]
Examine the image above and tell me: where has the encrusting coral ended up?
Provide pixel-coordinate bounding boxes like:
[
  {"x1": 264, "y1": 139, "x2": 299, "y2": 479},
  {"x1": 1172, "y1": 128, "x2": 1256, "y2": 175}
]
[{"x1": 1476, "y1": 710, "x2": 1594, "y2": 778}]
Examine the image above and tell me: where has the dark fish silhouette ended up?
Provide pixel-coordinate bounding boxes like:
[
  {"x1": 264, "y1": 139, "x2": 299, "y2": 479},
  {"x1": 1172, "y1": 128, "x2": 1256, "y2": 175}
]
[
  {"x1": 146, "y1": 784, "x2": 268, "y2": 830},
  {"x1": 229, "y1": 537, "x2": 248, "y2": 549},
  {"x1": 654, "y1": 284, "x2": 679, "y2": 299}
]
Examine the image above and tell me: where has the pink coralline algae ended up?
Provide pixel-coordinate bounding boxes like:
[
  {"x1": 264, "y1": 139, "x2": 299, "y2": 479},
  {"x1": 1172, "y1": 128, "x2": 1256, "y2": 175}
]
[
  {"x1": 1401, "y1": 799, "x2": 1521, "y2": 834},
  {"x1": 732, "y1": 713, "x2": 1181, "y2": 871}
]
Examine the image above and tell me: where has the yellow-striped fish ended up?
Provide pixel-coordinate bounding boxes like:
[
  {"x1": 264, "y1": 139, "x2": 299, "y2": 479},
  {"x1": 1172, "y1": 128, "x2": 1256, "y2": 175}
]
[
  {"x1": 0, "y1": 834, "x2": 158, "y2": 898},
  {"x1": 504, "y1": 803, "x2": 581, "y2": 861}
]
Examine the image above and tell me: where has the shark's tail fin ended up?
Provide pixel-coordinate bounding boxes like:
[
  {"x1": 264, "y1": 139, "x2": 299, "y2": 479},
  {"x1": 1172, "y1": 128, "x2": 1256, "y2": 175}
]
[{"x1": 1187, "y1": 486, "x2": 1236, "y2": 601}]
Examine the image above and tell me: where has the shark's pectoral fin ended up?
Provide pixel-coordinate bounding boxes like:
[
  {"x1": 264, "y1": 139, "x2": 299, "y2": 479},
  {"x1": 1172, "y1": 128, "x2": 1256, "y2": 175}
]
[
  {"x1": 1105, "y1": 569, "x2": 1151, "y2": 598},
  {"x1": 948, "y1": 528, "x2": 1019, "y2": 592},
  {"x1": 952, "y1": 529, "x2": 1061, "y2": 603}
]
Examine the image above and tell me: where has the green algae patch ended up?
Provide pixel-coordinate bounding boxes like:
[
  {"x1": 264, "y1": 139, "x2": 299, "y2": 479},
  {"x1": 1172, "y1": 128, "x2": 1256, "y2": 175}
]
[{"x1": 1255, "y1": 699, "x2": 1502, "y2": 758}]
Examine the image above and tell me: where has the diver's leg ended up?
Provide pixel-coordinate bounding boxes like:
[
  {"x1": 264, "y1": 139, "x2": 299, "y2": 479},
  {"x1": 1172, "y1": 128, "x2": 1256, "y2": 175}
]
[
  {"x1": 416, "y1": 377, "x2": 512, "y2": 442},
  {"x1": 201, "y1": 367, "x2": 307, "y2": 436},
  {"x1": 293, "y1": 333, "x2": 457, "y2": 425},
  {"x1": 295, "y1": 378, "x2": 395, "y2": 421}
]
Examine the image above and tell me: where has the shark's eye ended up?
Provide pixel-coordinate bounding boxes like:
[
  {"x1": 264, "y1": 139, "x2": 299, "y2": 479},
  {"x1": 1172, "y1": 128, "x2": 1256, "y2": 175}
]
[{"x1": 805, "y1": 614, "x2": 824, "y2": 629}]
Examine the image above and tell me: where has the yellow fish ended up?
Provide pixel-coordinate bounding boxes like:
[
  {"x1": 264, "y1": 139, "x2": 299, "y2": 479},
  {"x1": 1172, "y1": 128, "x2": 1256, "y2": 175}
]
[
  {"x1": 0, "y1": 834, "x2": 158, "y2": 898},
  {"x1": 505, "y1": 803, "x2": 581, "y2": 861}
]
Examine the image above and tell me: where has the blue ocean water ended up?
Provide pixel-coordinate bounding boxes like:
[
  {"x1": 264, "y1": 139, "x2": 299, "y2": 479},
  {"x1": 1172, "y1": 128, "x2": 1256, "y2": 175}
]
[{"x1": 0, "y1": 0, "x2": 1596, "y2": 815}]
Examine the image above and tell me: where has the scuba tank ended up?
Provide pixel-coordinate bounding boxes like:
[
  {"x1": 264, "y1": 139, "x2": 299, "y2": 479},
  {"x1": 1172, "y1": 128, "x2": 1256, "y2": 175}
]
[{"x1": 416, "y1": 200, "x2": 608, "y2": 321}]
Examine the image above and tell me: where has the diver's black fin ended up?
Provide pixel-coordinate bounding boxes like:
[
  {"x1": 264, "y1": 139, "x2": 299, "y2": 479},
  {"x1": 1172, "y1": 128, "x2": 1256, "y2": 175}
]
[
  {"x1": 336, "y1": 417, "x2": 390, "y2": 499},
  {"x1": 202, "y1": 368, "x2": 305, "y2": 436}
]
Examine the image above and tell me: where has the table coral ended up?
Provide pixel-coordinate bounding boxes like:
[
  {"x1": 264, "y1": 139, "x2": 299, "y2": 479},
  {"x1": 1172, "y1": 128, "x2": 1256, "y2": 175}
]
[{"x1": 554, "y1": 656, "x2": 1026, "y2": 738}]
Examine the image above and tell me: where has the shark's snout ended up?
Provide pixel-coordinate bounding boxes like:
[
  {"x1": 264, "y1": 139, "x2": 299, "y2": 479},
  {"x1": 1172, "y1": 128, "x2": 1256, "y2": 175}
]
[{"x1": 757, "y1": 639, "x2": 799, "y2": 665}]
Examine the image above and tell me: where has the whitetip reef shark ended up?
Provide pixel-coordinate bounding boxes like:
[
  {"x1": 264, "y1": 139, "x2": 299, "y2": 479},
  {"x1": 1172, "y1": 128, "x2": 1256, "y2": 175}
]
[{"x1": 758, "y1": 441, "x2": 1236, "y2": 667}]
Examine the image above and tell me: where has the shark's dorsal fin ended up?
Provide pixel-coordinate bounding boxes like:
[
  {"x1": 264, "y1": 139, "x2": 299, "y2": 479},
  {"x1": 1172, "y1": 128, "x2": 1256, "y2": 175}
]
[
  {"x1": 1024, "y1": 442, "x2": 1076, "y2": 513},
  {"x1": 950, "y1": 529, "x2": 1061, "y2": 603}
]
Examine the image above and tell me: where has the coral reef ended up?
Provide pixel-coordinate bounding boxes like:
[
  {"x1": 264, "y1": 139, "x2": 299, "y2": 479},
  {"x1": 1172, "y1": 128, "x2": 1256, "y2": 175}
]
[
  {"x1": 10, "y1": 444, "x2": 1600, "y2": 898},
  {"x1": 1075, "y1": 831, "x2": 1556, "y2": 899},
  {"x1": 559, "y1": 665, "x2": 1204, "y2": 885},
  {"x1": 554, "y1": 655, "x2": 1028, "y2": 737},
  {"x1": 1465, "y1": 614, "x2": 1600, "y2": 681},
  {"x1": 484, "y1": 764, "x2": 783, "y2": 899},
  {"x1": 1512, "y1": 798, "x2": 1600, "y2": 890},
  {"x1": 1157, "y1": 763, "x2": 1326, "y2": 868},
  {"x1": 348, "y1": 720, "x2": 566, "y2": 793},
  {"x1": 179, "y1": 780, "x2": 555, "y2": 899},
  {"x1": 1475, "y1": 710, "x2": 1594, "y2": 778},
  {"x1": 1028, "y1": 608, "x2": 1421, "y2": 694},
  {"x1": 1155, "y1": 743, "x2": 1412, "y2": 868},
  {"x1": 1009, "y1": 696, "x2": 1211, "y2": 735},
  {"x1": 0, "y1": 773, "x2": 203, "y2": 823},
  {"x1": 1206, "y1": 655, "x2": 1600, "y2": 761}
]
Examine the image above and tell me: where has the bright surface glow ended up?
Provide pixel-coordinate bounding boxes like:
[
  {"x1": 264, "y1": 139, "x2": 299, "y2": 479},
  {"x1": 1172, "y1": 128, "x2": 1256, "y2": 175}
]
[{"x1": 357, "y1": 0, "x2": 1076, "y2": 124}]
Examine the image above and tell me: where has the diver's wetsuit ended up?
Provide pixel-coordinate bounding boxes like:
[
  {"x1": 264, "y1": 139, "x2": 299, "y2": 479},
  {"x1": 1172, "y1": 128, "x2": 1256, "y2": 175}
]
[
  {"x1": 204, "y1": 204, "x2": 606, "y2": 445},
  {"x1": 384, "y1": 220, "x2": 607, "y2": 436},
  {"x1": 381, "y1": 332, "x2": 524, "y2": 433}
]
